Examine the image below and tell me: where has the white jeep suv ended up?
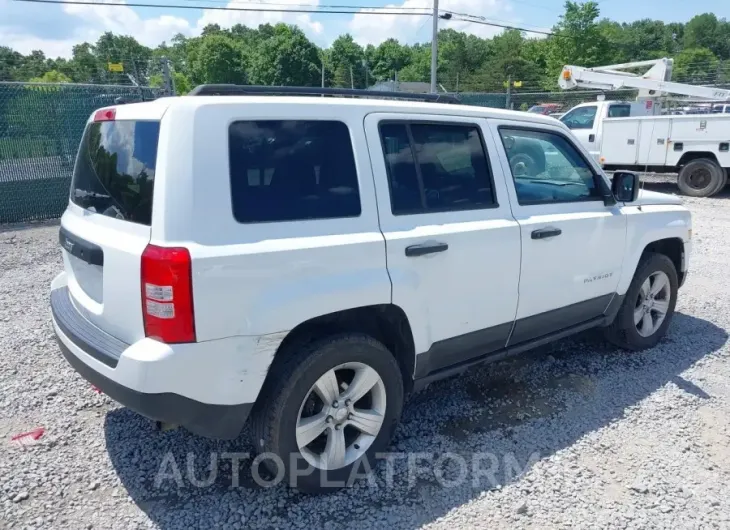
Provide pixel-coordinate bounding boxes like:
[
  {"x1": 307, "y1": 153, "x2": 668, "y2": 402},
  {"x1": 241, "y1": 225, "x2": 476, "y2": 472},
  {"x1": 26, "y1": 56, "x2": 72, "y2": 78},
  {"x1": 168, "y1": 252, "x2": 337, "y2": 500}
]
[{"x1": 51, "y1": 86, "x2": 691, "y2": 492}]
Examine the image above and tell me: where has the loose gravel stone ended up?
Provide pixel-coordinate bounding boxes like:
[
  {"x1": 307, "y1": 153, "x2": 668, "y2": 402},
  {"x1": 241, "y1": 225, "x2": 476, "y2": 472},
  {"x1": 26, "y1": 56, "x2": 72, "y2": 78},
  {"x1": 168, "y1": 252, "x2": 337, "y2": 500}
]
[{"x1": 2, "y1": 185, "x2": 730, "y2": 529}]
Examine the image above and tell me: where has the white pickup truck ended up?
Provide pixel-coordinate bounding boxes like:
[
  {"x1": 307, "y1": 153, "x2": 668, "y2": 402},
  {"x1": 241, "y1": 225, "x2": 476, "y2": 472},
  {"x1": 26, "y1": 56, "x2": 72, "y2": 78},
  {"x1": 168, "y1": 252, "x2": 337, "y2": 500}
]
[
  {"x1": 561, "y1": 99, "x2": 730, "y2": 197},
  {"x1": 51, "y1": 86, "x2": 692, "y2": 492}
]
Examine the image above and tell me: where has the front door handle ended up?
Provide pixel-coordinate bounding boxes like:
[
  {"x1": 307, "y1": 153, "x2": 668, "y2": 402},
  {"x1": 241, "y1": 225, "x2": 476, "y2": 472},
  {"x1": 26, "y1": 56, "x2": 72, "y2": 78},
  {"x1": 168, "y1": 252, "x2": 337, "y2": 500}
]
[
  {"x1": 588, "y1": 134, "x2": 595, "y2": 143},
  {"x1": 531, "y1": 227, "x2": 562, "y2": 240},
  {"x1": 405, "y1": 242, "x2": 449, "y2": 257}
]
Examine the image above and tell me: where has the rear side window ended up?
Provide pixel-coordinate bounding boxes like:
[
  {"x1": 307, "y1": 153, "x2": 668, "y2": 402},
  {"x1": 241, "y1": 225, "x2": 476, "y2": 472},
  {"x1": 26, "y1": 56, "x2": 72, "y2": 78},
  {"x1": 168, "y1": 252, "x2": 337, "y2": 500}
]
[
  {"x1": 71, "y1": 121, "x2": 160, "y2": 226},
  {"x1": 607, "y1": 104, "x2": 631, "y2": 118},
  {"x1": 228, "y1": 120, "x2": 361, "y2": 223},
  {"x1": 379, "y1": 122, "x2": 495, "y2": 215}
]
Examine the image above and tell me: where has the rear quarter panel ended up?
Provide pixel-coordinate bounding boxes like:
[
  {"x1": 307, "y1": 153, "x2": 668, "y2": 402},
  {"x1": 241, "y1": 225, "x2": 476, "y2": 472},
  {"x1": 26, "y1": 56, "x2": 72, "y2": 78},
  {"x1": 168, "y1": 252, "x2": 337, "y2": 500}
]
[{"x1": 152, "y1": 99, "x2": 390, "y2": 342}]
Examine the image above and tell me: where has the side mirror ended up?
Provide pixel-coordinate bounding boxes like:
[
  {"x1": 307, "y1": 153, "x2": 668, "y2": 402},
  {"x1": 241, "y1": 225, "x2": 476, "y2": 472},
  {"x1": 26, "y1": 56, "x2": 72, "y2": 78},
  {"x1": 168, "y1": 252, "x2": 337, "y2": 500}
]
[{"x1": 612, "y1": 171, "x2": 640, "y2": 202}]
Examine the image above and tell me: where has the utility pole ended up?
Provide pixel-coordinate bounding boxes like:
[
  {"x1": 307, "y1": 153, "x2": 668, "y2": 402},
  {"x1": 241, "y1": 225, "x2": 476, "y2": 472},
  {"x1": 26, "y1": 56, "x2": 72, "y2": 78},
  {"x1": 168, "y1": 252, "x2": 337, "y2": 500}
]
[
  {"x1": 350, "y1": 66, "x2": 354, "y2": 89},
  {"x1": 505, "y1": 73, "x2": 512, "y2": 110},
  {"x1": 430, "y1": 0, "x2": 439, "y2": 93},
  {"x1": 161, "y1": 57, "x2": 174, "y2": 96},
  {"x1": 321, "y1": 59, "x2": 325, "y2": 88}
]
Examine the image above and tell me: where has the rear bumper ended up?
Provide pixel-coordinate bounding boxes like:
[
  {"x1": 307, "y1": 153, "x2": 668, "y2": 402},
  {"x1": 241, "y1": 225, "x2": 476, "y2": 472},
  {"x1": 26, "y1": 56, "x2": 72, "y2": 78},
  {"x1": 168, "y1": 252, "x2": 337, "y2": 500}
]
[
  {"x1": 50, "y1": 275, "x2": 281, "y2": 439},
  {"x1": 55, "y1": 335, "x2": 252, "y2": 439}
]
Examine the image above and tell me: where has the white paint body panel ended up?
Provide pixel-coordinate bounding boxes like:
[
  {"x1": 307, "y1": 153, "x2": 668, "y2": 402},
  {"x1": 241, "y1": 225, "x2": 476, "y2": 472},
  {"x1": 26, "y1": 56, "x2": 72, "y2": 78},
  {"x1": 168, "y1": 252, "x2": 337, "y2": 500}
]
[
  {"x1": 51, "y1": 272, "x2": 283, "y2": 405},
  {"x1": 53, "y1": 95, "x2": 692, "y2": 408},
  {"x1": 364, "y1": 113, "x2": 521, "y2": 354},
  {"x1": 487, "y1": 117, "x2": 626, "y2": 318}
]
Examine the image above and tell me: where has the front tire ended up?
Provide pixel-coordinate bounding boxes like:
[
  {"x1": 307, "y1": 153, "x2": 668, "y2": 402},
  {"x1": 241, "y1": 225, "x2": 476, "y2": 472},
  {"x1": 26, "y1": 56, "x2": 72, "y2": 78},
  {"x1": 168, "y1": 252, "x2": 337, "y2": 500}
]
[
  {"x1": 604, "y1": 252, "x2": 678, "y2": 351},
  {"x1": 250, "y1": 333, "x2": 404, "y2": 493}
]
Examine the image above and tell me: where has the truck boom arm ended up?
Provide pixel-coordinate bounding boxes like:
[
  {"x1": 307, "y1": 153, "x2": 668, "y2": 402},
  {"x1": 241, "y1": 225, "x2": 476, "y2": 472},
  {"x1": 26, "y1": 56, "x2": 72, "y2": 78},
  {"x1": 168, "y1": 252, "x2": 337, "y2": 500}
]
[{"x1": 559, "y1": 58, "x2": 730, "y2": 101}]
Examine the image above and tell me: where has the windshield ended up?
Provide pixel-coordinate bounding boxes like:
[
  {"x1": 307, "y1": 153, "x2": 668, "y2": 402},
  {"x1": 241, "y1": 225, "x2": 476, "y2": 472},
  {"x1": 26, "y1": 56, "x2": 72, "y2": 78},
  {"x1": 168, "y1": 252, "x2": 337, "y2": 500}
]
[
  {"x1": 71, "y1": 120, "x2": 160, "y2": 226},
  {"x1": 528, "y1": 106, "x2": 546, "y2": 113}
]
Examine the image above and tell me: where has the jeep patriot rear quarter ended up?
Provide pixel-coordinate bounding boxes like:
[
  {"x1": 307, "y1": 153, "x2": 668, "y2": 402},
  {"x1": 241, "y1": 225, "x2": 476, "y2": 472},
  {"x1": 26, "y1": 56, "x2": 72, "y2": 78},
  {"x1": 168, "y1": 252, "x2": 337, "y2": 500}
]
[{"x1": 51, "y1": 87, "x2": 691, "y2": 493}]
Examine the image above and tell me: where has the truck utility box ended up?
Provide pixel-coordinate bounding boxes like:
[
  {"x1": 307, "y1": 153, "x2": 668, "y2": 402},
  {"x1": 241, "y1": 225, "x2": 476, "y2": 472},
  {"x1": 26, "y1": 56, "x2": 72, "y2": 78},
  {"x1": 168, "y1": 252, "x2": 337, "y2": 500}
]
[{"x1": 600, "y1": 114, "x2": 730, "y2": 170}]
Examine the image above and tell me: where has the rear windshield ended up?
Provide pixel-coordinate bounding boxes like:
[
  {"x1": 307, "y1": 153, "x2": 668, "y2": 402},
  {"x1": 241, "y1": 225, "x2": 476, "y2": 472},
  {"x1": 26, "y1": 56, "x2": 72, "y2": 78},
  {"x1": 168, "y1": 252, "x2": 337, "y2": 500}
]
[{"x1": 71, "y1": 120, "x2": 160, "y2": 226}]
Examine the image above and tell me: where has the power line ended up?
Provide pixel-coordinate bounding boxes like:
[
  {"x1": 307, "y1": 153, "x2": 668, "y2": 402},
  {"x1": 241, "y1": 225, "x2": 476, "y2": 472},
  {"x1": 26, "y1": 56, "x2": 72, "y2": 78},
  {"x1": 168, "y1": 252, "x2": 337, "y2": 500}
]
[
  {"x1": 156, "y1": 0, "x2": 435, "y2": 9},
  {"x1": 448, "y1": 14, "x2": 556, "y2": 37},
  {"x1": 10, "y1": 0, "x2": 559, "y2": 36},
  {"x1": 10, "y1": 0, "x2": 432, "y2": 15}
]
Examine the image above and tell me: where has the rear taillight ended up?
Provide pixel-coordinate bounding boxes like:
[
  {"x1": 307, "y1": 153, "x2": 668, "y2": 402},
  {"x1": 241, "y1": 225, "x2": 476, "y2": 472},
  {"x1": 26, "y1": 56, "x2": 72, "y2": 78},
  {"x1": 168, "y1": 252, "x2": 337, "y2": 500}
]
[
  {"x1": 93, "y1": 107, "x2": 116, "y2": 122},
  {"x1": 141, "y1": 244, "x2": 196, "y2": 343}
]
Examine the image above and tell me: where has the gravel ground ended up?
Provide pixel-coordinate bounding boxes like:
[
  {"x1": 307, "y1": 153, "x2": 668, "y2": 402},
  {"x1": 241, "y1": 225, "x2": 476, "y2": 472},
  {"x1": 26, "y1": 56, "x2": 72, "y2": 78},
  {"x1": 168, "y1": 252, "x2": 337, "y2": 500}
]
[{"x1": 2, "y1": 182, "x2": 730, "y2": 530}]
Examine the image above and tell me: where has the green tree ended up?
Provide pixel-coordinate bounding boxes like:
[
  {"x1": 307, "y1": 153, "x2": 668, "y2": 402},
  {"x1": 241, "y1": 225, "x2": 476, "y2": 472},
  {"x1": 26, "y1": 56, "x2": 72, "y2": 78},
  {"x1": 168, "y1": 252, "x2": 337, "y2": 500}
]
[
  {"x1": 190, "y1": 33, "x2": 247, "y2": 84},
  {"x1": 370, "y1": 38, "x2": 411, "y2": 81},
  {"x1": 68, "y1": 43, "x2": 101, "y2": 83},
  {"x1": 94, "y1": 33, "x2": 153, "y2": 84},
  {"x1": 14, "y1": 50, "x2": 49, "y2": 81},
  {"x1": 329, "y1": 34, "x2": 365, "y2": 88},
  {"x1": 0, "y1": 47, "x2": 24, "y2": 81},
  {"x1": 29, "y1": 70, "x2": 72, "y2": 83},
  {"x1": 673, "y1": 47, "x2": 719, "y2": 83},
  {"x1": 546, "y1": 1, "x2": 610, "y2": 85},
  {"x1": 248, "y1": 24, "x2": 320, "y2": 86},
  {"x1": 683, "y1": 14, "x2": 730, "y2": 60},
  {"x1": 398, "y1": 44, "x2": 430, "y2": 83}
]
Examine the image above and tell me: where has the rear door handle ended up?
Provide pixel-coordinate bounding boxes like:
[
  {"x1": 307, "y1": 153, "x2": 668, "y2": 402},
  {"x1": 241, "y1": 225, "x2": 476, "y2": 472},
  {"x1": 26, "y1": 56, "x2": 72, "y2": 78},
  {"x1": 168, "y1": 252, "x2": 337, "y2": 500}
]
[
  {"x1": 405, "y1": 242, "x2": 449, "y2": 257},
  {"x1": 588, "y1": 134, "x2": 595, "y2": 142},
  {"x1": 531, "y1": 227, "x2": 562, "y2": 240}
]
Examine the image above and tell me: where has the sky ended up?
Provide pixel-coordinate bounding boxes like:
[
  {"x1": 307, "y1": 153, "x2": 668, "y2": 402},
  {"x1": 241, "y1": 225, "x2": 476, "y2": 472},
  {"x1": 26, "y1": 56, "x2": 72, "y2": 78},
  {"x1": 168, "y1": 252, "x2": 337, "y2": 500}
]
[{"x1": 0, "y1": 0, "x2": 726, "y2": 59}]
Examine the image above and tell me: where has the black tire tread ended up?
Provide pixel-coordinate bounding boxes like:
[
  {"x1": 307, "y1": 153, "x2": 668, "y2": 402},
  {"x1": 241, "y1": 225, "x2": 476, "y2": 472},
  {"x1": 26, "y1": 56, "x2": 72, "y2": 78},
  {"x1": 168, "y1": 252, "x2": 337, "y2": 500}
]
[
  {"x1": 249, "y1": 332, "x2": 401, "y2": 474},
  {"x1": 604, "y1": 252, "x2": 678, "y2": 351},
  {"x1": 677, "y1": 158, "x2": 723, "y2": 198}
]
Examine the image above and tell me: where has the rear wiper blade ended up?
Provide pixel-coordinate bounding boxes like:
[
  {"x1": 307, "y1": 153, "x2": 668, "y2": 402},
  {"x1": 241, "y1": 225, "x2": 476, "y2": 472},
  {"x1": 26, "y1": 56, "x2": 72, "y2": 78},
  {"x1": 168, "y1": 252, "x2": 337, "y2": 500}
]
[{"x1": 74, "y1": 190, "x2": 111, "y2": 199}]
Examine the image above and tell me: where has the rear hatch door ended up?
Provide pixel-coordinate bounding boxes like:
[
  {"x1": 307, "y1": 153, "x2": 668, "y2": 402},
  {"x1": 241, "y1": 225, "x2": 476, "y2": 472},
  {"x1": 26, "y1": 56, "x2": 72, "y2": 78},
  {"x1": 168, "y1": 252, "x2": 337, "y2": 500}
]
[{"x1": 59, "y1": 110, "x2": 161, "y2": 344}]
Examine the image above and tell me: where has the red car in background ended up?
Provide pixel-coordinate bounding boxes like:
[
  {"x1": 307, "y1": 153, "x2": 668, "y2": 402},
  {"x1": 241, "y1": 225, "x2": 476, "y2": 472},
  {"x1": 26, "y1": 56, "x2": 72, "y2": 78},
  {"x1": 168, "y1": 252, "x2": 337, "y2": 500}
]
[{"x1": 527, "y1": 103, "x2": 563, "y2": 115}]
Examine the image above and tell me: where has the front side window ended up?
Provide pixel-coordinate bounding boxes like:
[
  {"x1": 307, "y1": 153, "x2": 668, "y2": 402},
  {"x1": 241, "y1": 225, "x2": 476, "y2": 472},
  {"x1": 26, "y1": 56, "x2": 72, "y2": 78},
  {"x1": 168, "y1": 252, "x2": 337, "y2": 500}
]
[
  {"x1": 379, "y1": 122, "x2": 495, "y2": 215},
  {"x1": 560, "y1": 105, "x2": 597, "y2": 129},
  {"x1": 228, "y1": 120, "x2": 360, "y2": 223},
  {"x1": 499, "y1": 127, "x2": 602, "y2": 205}
]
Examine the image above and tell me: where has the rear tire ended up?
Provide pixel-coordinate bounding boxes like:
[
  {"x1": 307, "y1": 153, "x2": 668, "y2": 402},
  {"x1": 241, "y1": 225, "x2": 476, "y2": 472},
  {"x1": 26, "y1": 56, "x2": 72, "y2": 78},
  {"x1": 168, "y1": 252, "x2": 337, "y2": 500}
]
[
  {"x1": 604, "y1": 252, "x2": 678, "y2": 351},
  {"x1": 250, "y1": 333, "x2": 404, "y2": 493},
  {"x1": 677, "y1": 158, "x2": 724, "y2": 197}
]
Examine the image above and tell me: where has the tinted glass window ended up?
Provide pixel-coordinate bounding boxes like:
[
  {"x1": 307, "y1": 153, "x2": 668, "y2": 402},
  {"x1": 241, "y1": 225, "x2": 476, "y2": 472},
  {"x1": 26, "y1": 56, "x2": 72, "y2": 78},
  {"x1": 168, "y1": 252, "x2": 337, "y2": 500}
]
[
  {"x1": 379, "y1": 122, "x2": 494, "y2": 215},
  {"x1": 71, "y1": 121, "x2": 159, "y2": 226},
  {"x1": 560, "y1": 105, "x2": 597, "y2": 129},
  {"x1": 499, "y1": 128, "x2": 602, "y2": 204},
  {"x1": 608, "y1": 104, "x2": 631, "y2": 118},
  {"x1": 229, "y1": 121, "x2": 360, "y2": 223}
]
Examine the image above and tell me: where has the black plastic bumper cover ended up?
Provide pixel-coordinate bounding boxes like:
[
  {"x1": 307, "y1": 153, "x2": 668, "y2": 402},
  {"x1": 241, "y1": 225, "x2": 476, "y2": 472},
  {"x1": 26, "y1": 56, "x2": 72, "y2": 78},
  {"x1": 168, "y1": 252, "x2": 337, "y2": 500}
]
[{"x1": 51, "y1": 288, "x2": 252, "y2": 439}]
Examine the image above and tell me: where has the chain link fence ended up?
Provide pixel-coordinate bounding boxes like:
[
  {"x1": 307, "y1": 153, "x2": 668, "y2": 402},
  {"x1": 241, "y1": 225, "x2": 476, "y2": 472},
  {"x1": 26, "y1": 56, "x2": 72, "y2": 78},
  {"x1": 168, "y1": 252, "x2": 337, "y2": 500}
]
[
  {"x1": 0, "y1": 82, "x2": 163, "y2": 224},
  {"x1": 0, "y1": 81, "x2": 646, "y2": 225}
]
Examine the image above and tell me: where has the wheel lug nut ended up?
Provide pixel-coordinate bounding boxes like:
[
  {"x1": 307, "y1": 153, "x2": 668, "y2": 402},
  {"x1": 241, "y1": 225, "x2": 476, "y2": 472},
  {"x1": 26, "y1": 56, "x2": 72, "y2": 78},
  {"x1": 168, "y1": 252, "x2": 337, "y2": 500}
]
[
  {"x1": 326, "y1": 415, "x2": 333, "y2": 424},
  {"x1": 334, "y1": 424, "x2": 342, "y2": 430},
  {"x1": 332, "y1": 401, "x2": 339, "y2": 408},
  {"x1": 348, "y1": 413, "x2": 353, "y2": 420},
  {"x1": 345, "y1": 399, "x2": 351, "y2": 406}
]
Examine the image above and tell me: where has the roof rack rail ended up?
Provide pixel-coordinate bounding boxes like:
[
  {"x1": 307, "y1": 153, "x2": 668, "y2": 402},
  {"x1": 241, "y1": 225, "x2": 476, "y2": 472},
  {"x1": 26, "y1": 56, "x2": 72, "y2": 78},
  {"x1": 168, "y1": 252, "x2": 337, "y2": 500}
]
[{"x1": 188, "y1": 84, "x2": 460, "y2": 104}]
